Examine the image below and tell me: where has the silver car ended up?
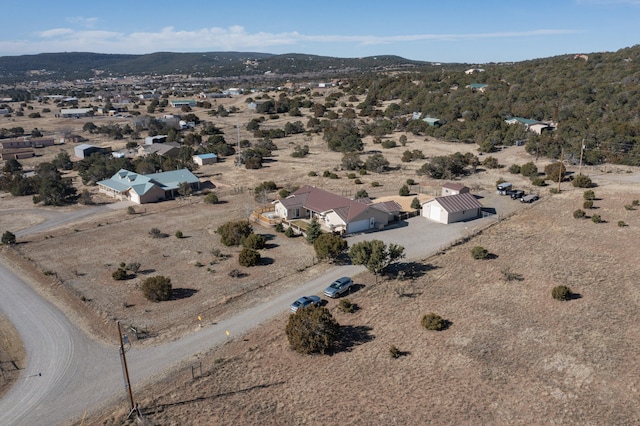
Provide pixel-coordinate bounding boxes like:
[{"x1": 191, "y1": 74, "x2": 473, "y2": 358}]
[
  {"x1": 290, "y1": 295, "x2": 322, "y2": 313},
  {"x1": 323, "y1": 277, "x2": 353, "y2": 298}
]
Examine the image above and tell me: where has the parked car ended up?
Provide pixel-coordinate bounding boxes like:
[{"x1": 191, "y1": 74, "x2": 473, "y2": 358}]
[
  {"x1": 290, "y1": 295, "x2": 322, "y2": 313},
  {"x1": 323, "y1": 277, "x2": 353, "y2": 298},
  {"x1": 520, "y1": 194, "x2": 539, "y2": 203},
  {"x1": 510, "y1": 190, "x2": 525, "y2": 200}
]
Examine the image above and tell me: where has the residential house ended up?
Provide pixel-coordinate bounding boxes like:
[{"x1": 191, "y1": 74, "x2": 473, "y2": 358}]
[
  {"x1": 421, "y1": 192, "x2": 482, "y2": 224},
  {"x1": 423, "y1": 117, "x2": 441, "y2": 127},
  {"x1": 60, "y1": 108, "x2": 93, "y2": 118},
  {"x1": 467, "y1": 83, "x2": 488, "y2": 92},
  {"x1": 505, "y1": 117, "x2": 554, "y2": 135},
  {"x1": 441, "y1": 182, "x2": 470, "y2": 196},
  {"x1": 273, "y1": 185, "x2": 399, "y2": 234},
  {"x1": 169, "y1": 100, "x2": 196, "y2": 108},
  {"x1": 97, "y1": 169, "x2": 200, "y2": 204},
  {"x1": 138, "y1": 142, "x2": 180, "y2": 158}
]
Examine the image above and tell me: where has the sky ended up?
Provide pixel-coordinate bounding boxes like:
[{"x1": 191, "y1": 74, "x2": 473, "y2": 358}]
[{"x1": 1, "y1": 0, "x2": 640, "y2": 63}]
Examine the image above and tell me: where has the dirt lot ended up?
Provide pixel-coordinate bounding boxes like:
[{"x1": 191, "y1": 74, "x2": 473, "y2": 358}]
[
  {"x1": 83, "y1": 181, "x2": 640, "y2": 425},
  {"x1": 3, "y1": 92, "x2": 640, "y2": 423}
]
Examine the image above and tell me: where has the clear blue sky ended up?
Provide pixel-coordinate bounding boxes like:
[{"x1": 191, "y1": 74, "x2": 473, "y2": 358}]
[{"x1": 2, "y1": 0, "x2": 639, "y2": 63}]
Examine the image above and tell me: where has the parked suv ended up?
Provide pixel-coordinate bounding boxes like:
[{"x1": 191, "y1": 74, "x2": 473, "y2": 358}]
[{"x1": 323, "y1": 277, "x2": 353, "y2": 298}]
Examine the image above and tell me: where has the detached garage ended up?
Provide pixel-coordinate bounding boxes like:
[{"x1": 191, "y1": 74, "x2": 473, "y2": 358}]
[{"x1": 422, "y1": 192, "x2": 482, "y2": 224}]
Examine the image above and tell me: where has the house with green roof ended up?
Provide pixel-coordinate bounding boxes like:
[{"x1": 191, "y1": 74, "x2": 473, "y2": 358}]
[{"x1": 97, "y1": 169, "x2": 200, "y2": 204}]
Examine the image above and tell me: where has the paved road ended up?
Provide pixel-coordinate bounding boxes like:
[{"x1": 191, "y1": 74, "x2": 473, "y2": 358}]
[{"x1": 0, "y1": 193, "x2": 516, "y2": 425}]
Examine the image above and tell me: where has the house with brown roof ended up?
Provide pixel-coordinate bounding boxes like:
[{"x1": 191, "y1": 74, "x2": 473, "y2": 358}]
[
  {"x1": 421, "y1": 192, "x2": 482, "y2": 224},
  {"x1": 273, "y1": 185, "x2": 400, "y2": 234}
]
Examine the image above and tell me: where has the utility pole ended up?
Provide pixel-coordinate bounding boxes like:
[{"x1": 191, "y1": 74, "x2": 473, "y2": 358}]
[
  {"x1": 117, "y1": 321, "x2": 137, "y2": 418},
  {"x1": 578, "y1": 138, "x2": 585, "y2": 176},
  {"x1": 557, "y1": 147, "x2": 564, "y2": 193}
]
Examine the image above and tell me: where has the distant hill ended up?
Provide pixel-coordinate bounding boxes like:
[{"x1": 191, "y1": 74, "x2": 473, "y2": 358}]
[{"x1": 0, "y1": 51, "x2": 436, "y2": 82}]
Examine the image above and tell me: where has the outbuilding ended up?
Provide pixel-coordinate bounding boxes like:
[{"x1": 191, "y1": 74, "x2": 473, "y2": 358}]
[
  {"x1": 421, "y1": 193, "x2": 482, "y2": 224},
  {"x1": 74, "y1": 144, "x2": 108, "y2": 159},
  {"x1": 193, "y1": 153, "x2": 218, "y2": 166}
]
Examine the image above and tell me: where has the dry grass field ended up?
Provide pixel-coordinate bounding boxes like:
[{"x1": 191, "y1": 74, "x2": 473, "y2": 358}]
[
  {"x1": 85, "y1": 182, "x2": 640, "y2": 425},
  {"x1": 2, "y1": 91, "x2": 640, "y2": 424}
]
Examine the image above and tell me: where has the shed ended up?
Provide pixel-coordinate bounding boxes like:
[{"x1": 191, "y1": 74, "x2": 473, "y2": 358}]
[
  {"x1": 442, "y1": 182, "x2": 470, "y2": 196},
  {"x1": 74, "y1": 144, "x2": 107, "y2": 159},
  {"x1": 193, "y1": 153, "x2": 218, "y2": 166},
  {"x1": 421, "y1": 193, "x2": 482, "y2": 224}
]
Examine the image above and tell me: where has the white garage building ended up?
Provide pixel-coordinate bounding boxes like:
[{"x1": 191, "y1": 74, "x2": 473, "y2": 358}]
[{"x1": 422, "y1": 192, "x2": 482, "y2": 224}]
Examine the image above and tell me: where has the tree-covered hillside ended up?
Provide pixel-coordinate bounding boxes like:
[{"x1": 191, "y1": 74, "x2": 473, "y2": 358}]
[
  {"x1": 346, "y1": 45, "x2": 640, "y2": 166},
  {"x1": 0, "y1": 51, "x2": 431, "y2": 82}
]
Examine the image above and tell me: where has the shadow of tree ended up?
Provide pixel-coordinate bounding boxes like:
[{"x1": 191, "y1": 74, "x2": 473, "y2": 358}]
[
  {"x1": 333, "y1": 325, "x2": 374, "y2": 353},
  {"x1": 171, "y1": 288, "x2": 198, "y2": 300},
  {"x1": 385, "y1": 261, "x2": 439, "y2": 280}
]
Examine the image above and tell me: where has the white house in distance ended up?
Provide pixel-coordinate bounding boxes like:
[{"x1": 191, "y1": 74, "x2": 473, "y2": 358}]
[
  {"x1": 273, "y1": 185, "x2": 401, "y2": 234},
  {"x1": 422, "y1": 192, "x2": 482, "y2": 224}
]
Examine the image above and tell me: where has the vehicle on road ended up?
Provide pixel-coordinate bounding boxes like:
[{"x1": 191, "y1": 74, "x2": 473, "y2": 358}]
[
  {"x1": 290, "y1": 295, "x2": 322, "y2": 313},
  {"x1": 323, "y1": 277, "x2": 354, "y2": 298},
  {"x1": 520, "y1": 194, "x2": 539, "y2": 203}
]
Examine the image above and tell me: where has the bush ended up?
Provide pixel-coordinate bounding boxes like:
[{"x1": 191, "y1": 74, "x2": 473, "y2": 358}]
[
  {"x1": 322, "y1": 170, "x2": 331, "y2": 178},
  {"x1": 572, "y1": 175, "x2": 593, "y2": 188},
  {"x1": 127, "y1": 206, "x2": 136, "y2": 215},
  {"x1": 275, "y1": 223, "x2": 284, "y2": 233},
  {"x1": 238, "y1": 248, "x2": 261, "y2": 267},
  {"x1": 471, "y1": 246, "x2": 489, "y2": 260},
  {"x1": 228, "y1": 269, "x2": 242, "y2": 278},
  {"x1": 286, "y1": 306, "x2": 340, "y2": 354},
  {"x1": 421, "y1": 313, "x2": 446, "y2": 331},
  {"x1": 338, "y1": 299, "x2": 356, "y2": 313},
  {"x1": 508, "y1": 164, "x2": 521, "y2": 174},
  {"x1": 141, "y1": 276, "x2": 172, "y2": 302},
  {"x1": 308, "y1": 171, "x2": 317, "y2": 177},
  {"x1": 217, "y1": 220, "x2": 253, "y2": 246},
  {"x1": 354, "y1": 178, "x2": 362, "y2": 185},
  {"x1": 243, "y1": 233, "x2": 266, "y2": 250},
  {"x1": 591, "y1": 214, "x2": 602, "y2": 223},
  {"x1": 347, "y1": 172, "x2": 356, "y2": 179},
  {"x1": 520, "y1": 162, "x2": 538, "y2": 178},
  {"x1": 482, "y1": 156, "x2": 500, "y2": 169},
  {"x1": 583, "y1": 190, "x2": 595, "y2": 200},
  {"x1": 406, "y1": 178, "x2": 415, "y2": 186},
  {"x1": 624, "y1": 204, "x2": 634, "y2": 211},
  {"x1": 399, "y1": 184, "x2": 410, "y2": 196},
  {"x1": 313, "y1": 233, "x2": 348, "y2": 261},
  {"x1": 112, "y1": 268, "x2": 128, "y2": 281},
  {"x1": 544, "y1": 162, "x2": 566, "y2": 182},
  {"x1": 618, "y1": 220, "x2": 626, "y2": 227},
  {"x1": 551, "y1": 285, "x2": 573, "y2": 301},
  {"x1": 633, "y1": 200, "x2": 639, "y2": 206},
  {"x1": 381, "y1": 140, "x2": 397, "y2": 149},
  {"x1": 573, "y1": 209, "x2": 586, "y2": 219},
  {"x1": 411, "y1": 197, "x2": 421, "y2": 210},
  {"x1": 204, "y1": 193, "x2": 219, "y2": 204},
  {"x1": 583, "y1": 200, "x2": 593, "y2": 209},
  {"x1": 175, "y1": 230, "x2": 184, "y2": 239},
  {"x1": 149, "y1": 227, "x2": 168, "y2": 238},
  {"x1": 359, "y1": 168, "x2": 367, "y2": 175},
  {"x1": 284, "y1": 227, "x2": 295, "y2": 238},
  {"x1": 1, "y1": 231, "x2": 16, "y2": 245},
  {"x1": 531, "y1": 177, "x2": 546, "y2": 186},
  {"x1": 371, "y1": 181, "x2": 380, "y2": 187},
  {"x1": 389, "y1": 345, "x2": 402, "y2": 359},
  {"x1": 355, "y1": 189, "x2": 369, "y2": 199}
]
